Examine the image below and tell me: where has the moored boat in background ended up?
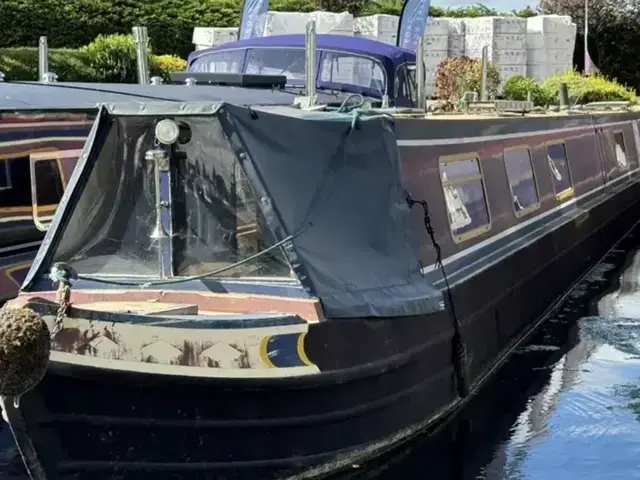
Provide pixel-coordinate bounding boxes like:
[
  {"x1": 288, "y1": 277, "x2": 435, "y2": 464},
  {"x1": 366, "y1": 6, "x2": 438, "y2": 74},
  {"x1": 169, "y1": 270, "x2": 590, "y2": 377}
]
[
  {"x1": 0, "y1": 114, "x2": 92, "y2": 301},
  {"x1": 1, "y1": 27, "x2": 640, "y2": 480}
]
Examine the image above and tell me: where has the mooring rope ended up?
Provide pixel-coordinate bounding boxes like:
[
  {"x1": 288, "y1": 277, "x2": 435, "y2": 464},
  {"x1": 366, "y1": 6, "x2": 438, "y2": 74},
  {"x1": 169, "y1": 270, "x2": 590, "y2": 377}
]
[{"x1": 406, "y1": 194, "x2": 471, "y2": 398}]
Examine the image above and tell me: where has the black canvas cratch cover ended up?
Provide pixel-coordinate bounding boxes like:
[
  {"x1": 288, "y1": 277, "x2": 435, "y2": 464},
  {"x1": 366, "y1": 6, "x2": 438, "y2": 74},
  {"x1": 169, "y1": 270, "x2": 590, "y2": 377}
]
[
  {"x1": 221, "y1": 105, "x2": 444, "y2": 318},
  {"x1": 24, "y1": 102, "x2": 443, "y2": 320}
]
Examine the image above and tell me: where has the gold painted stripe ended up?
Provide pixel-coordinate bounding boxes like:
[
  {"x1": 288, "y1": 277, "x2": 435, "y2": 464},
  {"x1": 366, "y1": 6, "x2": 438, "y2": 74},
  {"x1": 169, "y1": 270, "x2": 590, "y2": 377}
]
[
  {"x1": 556, "y1": 187, "x2": 575, "y2": 201},
  {"x1": 0, "y1": 204, "x2": 57, "y2": 214},
  {"x1": 259, "y1": 335, "x2": 276, "y2": 368},
  {"x1": 296, "y1": 332, "x2": 313, "y2": 367},
  {"x1": 4, "y1": 262, "x2": 30, "y2": 287}
]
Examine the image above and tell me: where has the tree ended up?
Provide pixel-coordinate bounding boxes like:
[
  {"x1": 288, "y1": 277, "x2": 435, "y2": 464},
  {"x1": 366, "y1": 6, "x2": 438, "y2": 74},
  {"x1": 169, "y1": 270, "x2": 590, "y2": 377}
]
[
  {"x1": 538, "y1": 0, "x2": 640, "y2": 91},
  {"x1": 314, "y1": 0, "x2": 372, "y2": 16}
]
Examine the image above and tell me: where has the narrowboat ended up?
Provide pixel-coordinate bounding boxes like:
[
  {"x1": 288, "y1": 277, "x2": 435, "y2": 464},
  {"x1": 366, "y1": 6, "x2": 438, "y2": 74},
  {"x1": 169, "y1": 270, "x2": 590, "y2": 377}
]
[{"x1": 2, "y1": 33, "x2": 640, "y2": 480}]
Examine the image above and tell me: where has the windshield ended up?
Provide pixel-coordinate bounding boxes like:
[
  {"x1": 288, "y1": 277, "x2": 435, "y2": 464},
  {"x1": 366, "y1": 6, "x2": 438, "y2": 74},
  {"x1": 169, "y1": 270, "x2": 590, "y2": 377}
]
[
  {"x1": 189, "y1": 47, "x2": 387, "y2": 95},
  {"x1": 189, "y1": 49, "x2": 245, "y2": 73},
  {"x1": 245, "y1": 48, "x2": 306, "y2": 80},
  {"x1": 320, "y1": 52, "x2": 386, "y2": 96},
  {"x1": 51, "y1": 116, "x2": 294, "y2": 280}
]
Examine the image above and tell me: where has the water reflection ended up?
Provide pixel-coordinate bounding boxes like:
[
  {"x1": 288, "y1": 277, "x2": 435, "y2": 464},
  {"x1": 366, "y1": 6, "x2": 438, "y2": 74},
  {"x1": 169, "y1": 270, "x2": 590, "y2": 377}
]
[{"x1": 342, "y1": 223, "x2": 640, "y2": 480}]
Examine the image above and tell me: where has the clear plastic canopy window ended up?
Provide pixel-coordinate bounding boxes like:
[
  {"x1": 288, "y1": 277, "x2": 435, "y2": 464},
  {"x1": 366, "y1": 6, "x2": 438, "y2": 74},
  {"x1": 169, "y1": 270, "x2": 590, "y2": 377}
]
[{"x1": 51, "y1": 115, "x2": 294, "y2": 280}]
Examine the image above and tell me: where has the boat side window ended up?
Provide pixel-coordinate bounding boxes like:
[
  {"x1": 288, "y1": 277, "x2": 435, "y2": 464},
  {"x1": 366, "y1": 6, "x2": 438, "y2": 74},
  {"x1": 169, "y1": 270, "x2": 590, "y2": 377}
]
[
  {"x1": 321, "y1": 52, "x2": 386, "y2": 96},
  {"x1": 546, "y1": 141, "x2": 573, "y2": 201},
  {"x1": 439, "y1": 154, "x2": 491, "y2": 243},
  {"x1": 246, "y1": 48, "x2": 305, "y2": 80},
  {"x1": 633, "y1": 121, "x2": 640, "y2": 165},
  {"x1": 0, "y1": 159, "x2": 10, "y2": 191},
  {"x1": 503, "y1": 147, "x2": 540, "y2": 216},
  {"x1": 189, "y1": 49, "x2": 245, "y2": 73},
  {"x1": 0, "y1": 155, "x2": 39, "y2": 210},
  {"x1": 613, "y1": 131, "x2": 628, "y2": 169},
  {"x1": 29, "y1": 152, "x2": 65, "y2": 231}
]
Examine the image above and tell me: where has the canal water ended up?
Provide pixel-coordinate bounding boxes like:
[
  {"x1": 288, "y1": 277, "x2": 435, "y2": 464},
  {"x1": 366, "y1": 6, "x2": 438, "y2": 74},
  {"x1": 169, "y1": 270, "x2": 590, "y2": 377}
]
[{"x1": 3, "y1": 223, "x2": 640, "y2": 479}]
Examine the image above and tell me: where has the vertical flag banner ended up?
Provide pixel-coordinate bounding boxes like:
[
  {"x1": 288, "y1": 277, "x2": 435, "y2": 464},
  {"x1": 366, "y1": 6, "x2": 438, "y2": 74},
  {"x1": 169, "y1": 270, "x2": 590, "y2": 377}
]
[
  {"x1": 238, "y1": 0, "x2": 270, "y2": 40},
  {"x1": 397, "y1": 0, "x2": 432, "y2": 52},
  {"x1": 584, "y1": 51, "x2": 599, "y2": 75}
]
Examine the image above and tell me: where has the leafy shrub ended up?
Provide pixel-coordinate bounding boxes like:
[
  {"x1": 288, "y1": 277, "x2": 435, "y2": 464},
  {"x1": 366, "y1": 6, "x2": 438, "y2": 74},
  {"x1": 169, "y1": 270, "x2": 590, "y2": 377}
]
[
  {"x1": 541, "y1": 70, "x2": 638, "y2": 104},
  {"x1": 435, "y1": 56, "x2": 500, "y2": 101},
  {"x1": 80, "y1": 34, "x2": 140, "y2": 83},
  {"x1": 502, "y1": 75, "x2": 552, "y2": 106},
  {"x1": 152, "y1": 55, "x2": 188, "y2": 82}
]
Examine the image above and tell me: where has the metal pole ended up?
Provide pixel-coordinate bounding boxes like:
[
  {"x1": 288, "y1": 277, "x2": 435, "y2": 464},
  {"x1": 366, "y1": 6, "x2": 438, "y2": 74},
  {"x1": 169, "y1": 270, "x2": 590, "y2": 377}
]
[
  {"x1": 38, "y1": 37, "x2": 48, "y2": 82},
  {"x1": 480, "y1": 45, "x2": 488, "y2": 101},
  {"x1": 416, "y1": 37, "x2": 426, "y2": 111},
  {"x1": 146, "y1": 149, "x2": 170, "y2": 278},
  {"x1": 305, "y1": 20, "x2": 317, "y2": 106},
  {"x1": 132, "y1": 26, "x2": 151, "y2": 85},
  {"x1": 559, "y1": 83, "x2": 570, "y2": 109}
]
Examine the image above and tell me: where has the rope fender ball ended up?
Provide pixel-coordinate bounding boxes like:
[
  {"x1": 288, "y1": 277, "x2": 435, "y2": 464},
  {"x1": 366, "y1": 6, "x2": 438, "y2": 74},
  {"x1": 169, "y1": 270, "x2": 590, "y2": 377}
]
[{"x1": 0, "y1": 307, "x2": 50, "y2": 397}]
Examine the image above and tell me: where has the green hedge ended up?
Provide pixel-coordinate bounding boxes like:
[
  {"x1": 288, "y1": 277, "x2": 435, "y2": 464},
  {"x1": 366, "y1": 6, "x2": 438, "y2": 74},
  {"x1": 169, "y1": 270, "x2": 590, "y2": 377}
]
[
  {"x1": 502, "y1": 75, "x2": 552, "y2": 106},
  {"x1": 503, "y1": 72, "x2": 638, "y2": 105},
  {"x1": 541, "y1": 71, "x2": 638, "y2": 104},
  {"x1": 0, "y1": 48, "x2": 95, "y2": 82},
  {"x1": 0, "y1": 35, "x2": 187, "y2": 83},
  {"x1": 0, "y1": 0, "x2": 538, "y2": 59}
]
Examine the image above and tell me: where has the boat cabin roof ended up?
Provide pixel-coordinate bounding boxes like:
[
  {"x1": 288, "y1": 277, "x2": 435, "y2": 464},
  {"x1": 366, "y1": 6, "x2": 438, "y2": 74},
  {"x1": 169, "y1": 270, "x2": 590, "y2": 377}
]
[{"x1": 0, "y1": 81, "x2": 354, "y2": 111}]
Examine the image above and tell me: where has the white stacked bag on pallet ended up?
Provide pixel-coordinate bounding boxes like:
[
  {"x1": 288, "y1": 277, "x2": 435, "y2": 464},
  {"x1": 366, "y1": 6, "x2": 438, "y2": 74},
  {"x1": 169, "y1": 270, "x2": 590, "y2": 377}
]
[
  {"x1": 354, "y1": 15, "x2": 449, "y2": 96},
  {"x1": 446, "y1": 19, "x2": 465, "y2": 57},
  {"x1": 262, "y1": 12, "x2": 309, "y2": 35},
  {"x1": 463, "y1": 17, "x2": 527, "y2": 88},
  {"x1": 422, "y1": 17, "x2": 450, "y2": 96},
  {"x1": 310, "y1": 11, "x2": 355, "y2": 35},
  {"x1": 262, "y1": 11, "x2": 356, "y2": 84},
  {"x1": 263, "y1": 11, "x2": 354, "y2": 36},
  {"x1": 192, "y1": 27, "x2": 239, "y2": 50},
  {"x1": 353, "y1": 14, "x2": 398, "y2": 45},
  {"x1": 526, "y1": 15, "x2": 576, "y2": 83}
]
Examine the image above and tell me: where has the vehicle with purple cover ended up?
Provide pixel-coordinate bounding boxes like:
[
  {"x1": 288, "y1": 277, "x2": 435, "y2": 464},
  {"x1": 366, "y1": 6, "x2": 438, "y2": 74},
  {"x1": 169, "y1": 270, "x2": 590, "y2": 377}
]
[{"x1": 187, "y1": 34, "x2": 419, "y2": 107}]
